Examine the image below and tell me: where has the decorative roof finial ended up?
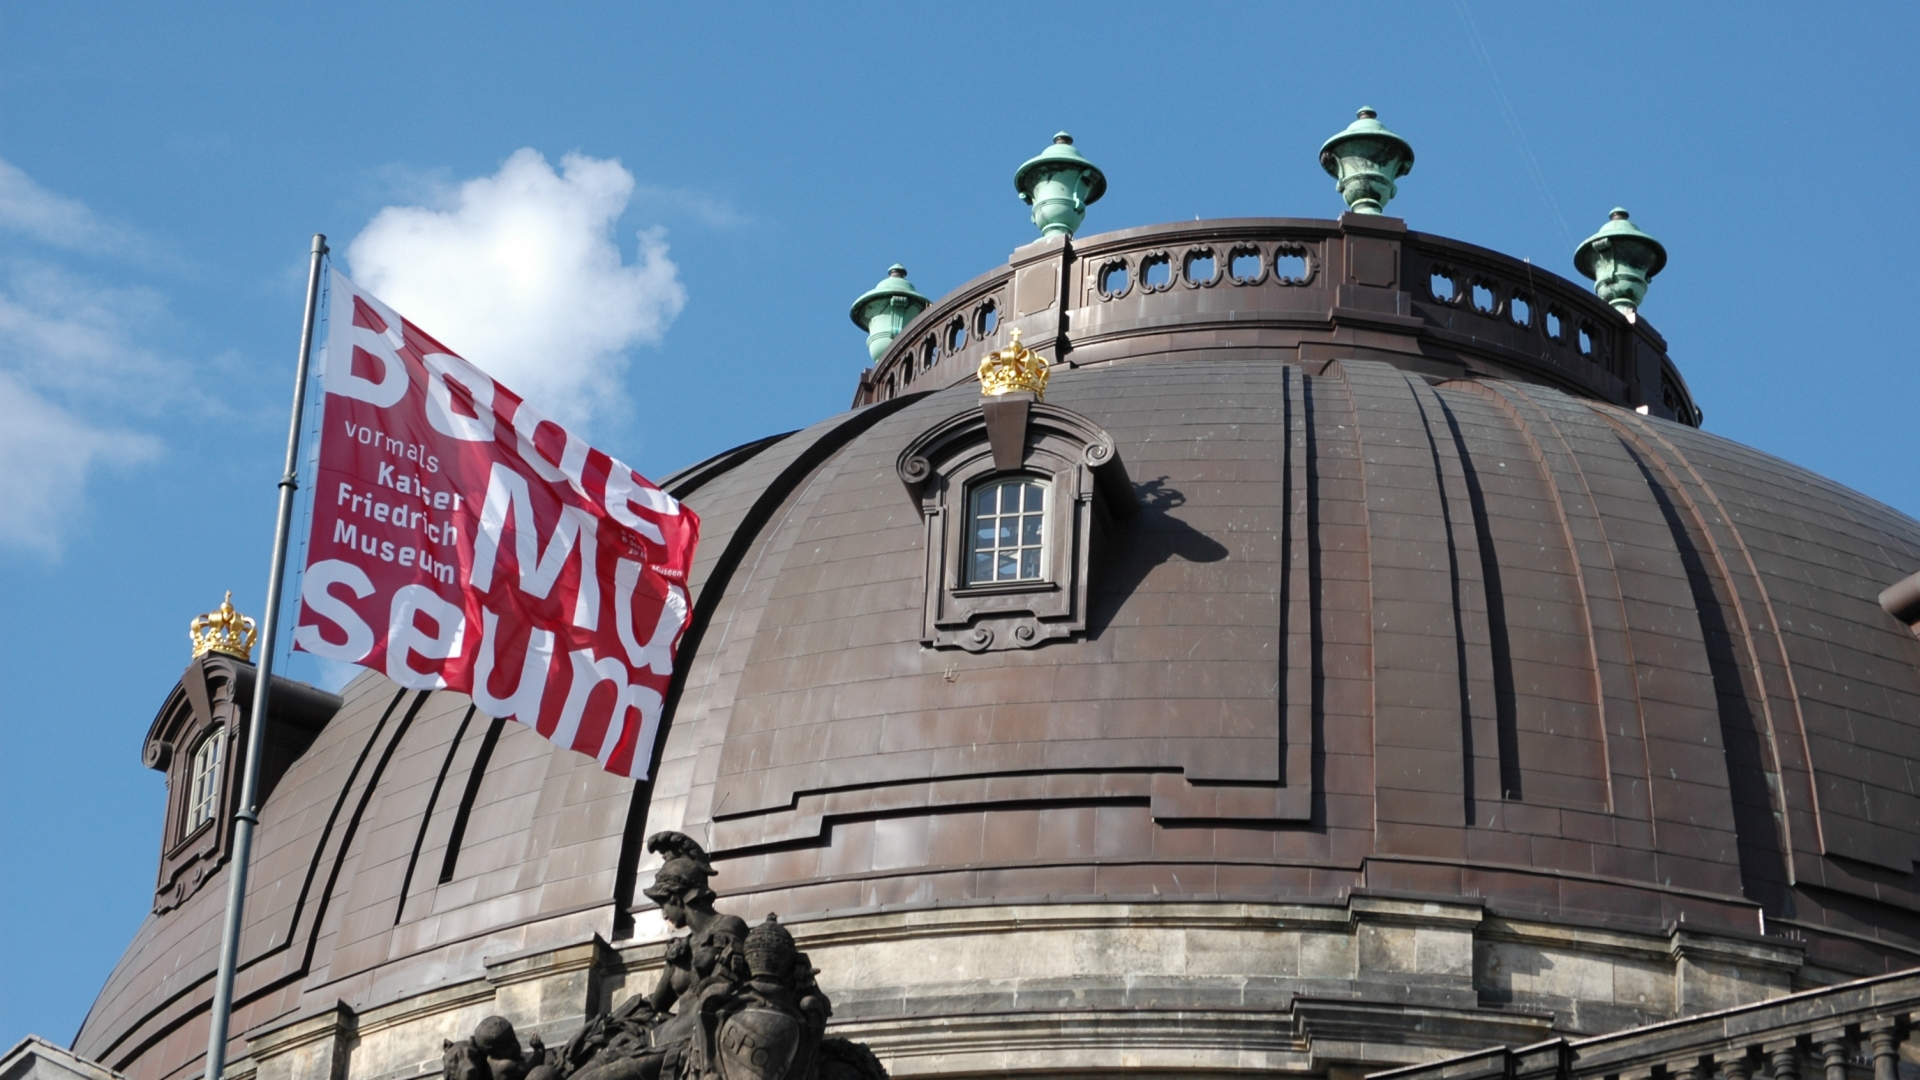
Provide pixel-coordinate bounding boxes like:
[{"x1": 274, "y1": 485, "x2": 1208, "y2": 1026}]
[
  {"x1": 977, "y1": 327, "x2": 1049, "y2": 401},
  {"x1": 1574, "y1": 208, "x2": 1667, "y2": 321},
  {"x1": 1015, "y1": 132, "x2": 1107, "y2": 239},
  {"x1": 1319, "y1": 107, "x2": 1415, "y2": 215},
  {"x1": 849, "y1": 264, "x2": 931, "y2": 362},
  {"x1": 191, "y1": 591, "x2": 257, "y2": 660}
]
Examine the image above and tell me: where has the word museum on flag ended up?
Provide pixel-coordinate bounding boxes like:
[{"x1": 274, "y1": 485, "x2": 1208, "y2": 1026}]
[{"x1": 293, "y1": 271, "x2": 699, "y2": 779}]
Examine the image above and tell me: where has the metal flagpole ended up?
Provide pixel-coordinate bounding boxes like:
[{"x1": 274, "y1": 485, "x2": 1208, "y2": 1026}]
[{"x1": 204, "y1": 233, "x2": 329, "y2": 1080}]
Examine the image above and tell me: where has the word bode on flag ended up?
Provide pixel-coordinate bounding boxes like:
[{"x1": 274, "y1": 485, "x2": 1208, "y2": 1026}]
[{"x1": 294, "y1": 272, "x2": 699, "y2": 779}]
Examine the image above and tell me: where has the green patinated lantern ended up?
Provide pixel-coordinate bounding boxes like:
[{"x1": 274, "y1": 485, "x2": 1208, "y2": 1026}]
[
  {"x1": 849, "y1": 264, "x2": 931, "y2": 363},
  {"x1": 1574, "y1": 208, "x2": 1667, "y2": 318},
  {"x1": 1319, "y1": 107, "x2": 1415, "y2": 215},
  {"x1": 1015, "y1": 132, "x2": 1107, "y2": 239}
]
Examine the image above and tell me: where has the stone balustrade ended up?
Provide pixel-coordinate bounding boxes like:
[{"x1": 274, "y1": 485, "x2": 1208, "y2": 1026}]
[
  {"x1": 854, "y1": 215, "x2": 1701, "y2": 428},
  {"x1": 1368, "y1": 967, "x2": 1920, "y2": 1080}
]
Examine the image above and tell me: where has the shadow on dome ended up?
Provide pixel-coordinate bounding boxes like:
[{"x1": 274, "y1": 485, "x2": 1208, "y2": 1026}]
[{"x1": 1086, "y1": 476, "x2": 1231, "y2": 639}]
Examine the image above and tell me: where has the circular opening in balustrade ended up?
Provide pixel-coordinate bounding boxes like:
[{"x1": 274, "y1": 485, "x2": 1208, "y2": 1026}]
[
  {"x1": 1183, "y1": 248, "x2": 1218, "y2": 287},
  {"x1": 1578, "y1": 324, "x2": 1596, "y2": 358},
  {"x1": 1274, "y1": 245, "x2": 1312, "y2": 285},
  {"x1": 1141, "y1": 253, "x2": 1173, "y2": 291},
  {"x1": 1097, "y1": 260, "x2": 1131, "y2": 299},
  {"x1": 1471, "y1": 281, "x2": 1497, "y2": 315},
  {"x1": 1429, "y1": 268, "x2": 1459, "y2": 303},
  {"x1": 1228, "y1": 246, "x2": 1263, "y2": 284},
  {"x1": 1509, "y1": 293, "x2": 1533, "y2": 328},
  {"x1": 1545, "y1": 308, "x2": 1566, "y2": 341},
  {"x1": 975, "y1": 300, "x2": 999, "y2": 338},
  {"x1": 921, "y1": 336, "x2": 937, "y2": 370},
  {"x1": 946, "y1": 318, "x2": 967, "y2": 354}
]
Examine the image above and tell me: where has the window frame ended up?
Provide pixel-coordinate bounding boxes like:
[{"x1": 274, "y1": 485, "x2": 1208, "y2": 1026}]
[
  {"x1": 928, "y1": 451, "x2": 1075, "y2": 645},
  {"x1": 964, "y1": 475, "x2": 1051, "y2": 587},
  {"x1": 898, "y1": 398, "x2": 1135, "y2": 651},
  {"x1": 146, "y1": 661, "x2": 245, "y2": 913},
  {"x1": 143, "y1": 655, "x2": 340, "y2": 913},
  {"x1": 185, "y1": 725, "x2": 225, "y2": 836}
]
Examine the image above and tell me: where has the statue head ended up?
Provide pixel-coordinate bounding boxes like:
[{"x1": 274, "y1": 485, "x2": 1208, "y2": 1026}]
[
  {"x1": 472, "y1": 1016, "x2": 522, "y2": 1060},
  {"x1": 442, "y1": 1040, "x2": 487, "y2": 1080},
  {"x1": 641, "y1": 831, "x2": 717, "y2": 926}
]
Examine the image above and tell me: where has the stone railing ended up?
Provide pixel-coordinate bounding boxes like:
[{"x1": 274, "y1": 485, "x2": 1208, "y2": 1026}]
[
  {"x1": 853, "y1": 216, "x2": 1701, "y2": 428},
  {"x1": 857, "y1": 264, "x2": 1013, "y2": 406},
  {"x1": 1367, "y1": 967, "x2": 1920, "y2": 1080},
  {"x1": 1407, "y1": 232, "x2": 1631, "y2": 394}
]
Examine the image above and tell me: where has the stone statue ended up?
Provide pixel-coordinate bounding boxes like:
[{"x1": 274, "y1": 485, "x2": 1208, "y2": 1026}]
[
  {"x1": 443, "y1": 1017, "x2": 553, "y2": 1080},
  {"x1": 444, "y1": 832, "x2": 886, "y2": 1080}
]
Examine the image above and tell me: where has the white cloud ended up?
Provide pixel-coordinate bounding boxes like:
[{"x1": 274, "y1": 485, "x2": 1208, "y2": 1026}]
[
  {"x1": 0, "y1": 157, "x2": 190, "y2": 558},
  {"x1": 0, "y1": 158, "x2": 142, "y2": 255},
  {"x1": 0, "y1": 259, "x2": 185, "y2": 557},
  {"x1": 0, "y1": 261, "x2": 183, "y2": 557},
  {"x1": 346, "y1": 149, "x2": 686, "y2": 429},
  {"x1": 0, "y1": 262, "x2": 199, "y2": 414},
  {"x1": 0, "y1": 372, "x2": 158, "y2": 555},
  {"x1": 631, "y1": 184, "x2": 747, "y2": 229}
]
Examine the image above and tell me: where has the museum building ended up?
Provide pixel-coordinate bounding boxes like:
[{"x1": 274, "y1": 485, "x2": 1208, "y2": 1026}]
[{"x1": 32, "y1": 114, "x2": 1920, "y2": 1080}]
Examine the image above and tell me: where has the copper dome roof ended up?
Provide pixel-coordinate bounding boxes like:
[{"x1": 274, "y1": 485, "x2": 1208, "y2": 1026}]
[
  {"x1": 645, "y1": 358, "x2": 1920, "y2": 945},
  {"x1": 76, "y1": 218, "x2": 1920, "y2": 1079}
]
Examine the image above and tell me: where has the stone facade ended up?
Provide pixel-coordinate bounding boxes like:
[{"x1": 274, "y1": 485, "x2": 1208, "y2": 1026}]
[
  {"x1": 196, "y1": 901, "x2": 1823, "y2": 1080},
  {"x1": 3, "y1": 1038, "x2": 129, "y2": 1080}
]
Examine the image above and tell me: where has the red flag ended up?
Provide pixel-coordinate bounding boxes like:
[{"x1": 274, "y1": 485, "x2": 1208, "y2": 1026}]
[{"x1": 293, "y1": 271, "x2": 698, "y2": 779}]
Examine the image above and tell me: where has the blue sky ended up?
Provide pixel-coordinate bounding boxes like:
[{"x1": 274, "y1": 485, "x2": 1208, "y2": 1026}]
[{"x1": 3, "y1": 1, "x2": 1916, "y2": 1049}]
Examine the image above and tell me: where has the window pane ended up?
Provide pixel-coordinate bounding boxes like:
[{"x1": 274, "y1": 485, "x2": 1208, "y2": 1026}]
[
  {"x1": 189, "y1": 729, "x2": 222, "y2": 831},
  {"x1": 965, "y1": 478, "x2": 1049, "y2": 585}
]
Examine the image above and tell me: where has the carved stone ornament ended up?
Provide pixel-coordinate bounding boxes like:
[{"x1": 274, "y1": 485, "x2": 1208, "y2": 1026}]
[
  {"x1": 445, "y1": 833, "x2": 888, "y2": 1080},
  {"x1": 897, "y1": 399, "x2": 1136, "y2": 651}
]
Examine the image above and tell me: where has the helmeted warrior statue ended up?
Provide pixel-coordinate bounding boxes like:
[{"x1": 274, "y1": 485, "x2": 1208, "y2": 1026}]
[{"x1": 445, "y1": 832, "x2": 885, "y2": 1080}]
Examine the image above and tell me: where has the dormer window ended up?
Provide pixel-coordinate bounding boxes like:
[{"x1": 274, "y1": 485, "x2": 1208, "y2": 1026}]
[
  {"x1": 144, "y1": 651, "x2": 341, "y2": 913},
  {"x1": 187, "y1": 727, "x2": 223, "y2": 833},
  {"x1": 899, "y1": 396, "x2": 1135, "y2": 651},
  {"x1": 970, "y1": 478, "x2": 1047, "y2": 584}
]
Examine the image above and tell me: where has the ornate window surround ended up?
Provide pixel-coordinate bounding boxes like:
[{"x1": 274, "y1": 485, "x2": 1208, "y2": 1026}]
[
  {"x1": 897, "y1": 394, "x2": 1136, "y2": 651},
  {"x1": 143, "y1": 655, "x2": 341, "y2": 913}
]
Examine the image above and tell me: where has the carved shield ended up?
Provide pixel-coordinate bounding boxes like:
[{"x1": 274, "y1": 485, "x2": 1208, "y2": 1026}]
[{"x1": 715, "y1": 1008, "x2": 801, "y2": 1080}]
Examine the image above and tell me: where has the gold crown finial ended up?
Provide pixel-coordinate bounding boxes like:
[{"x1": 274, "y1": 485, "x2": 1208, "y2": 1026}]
[
  {"x1": 191, "y1": 591, "x2": 258, "y2": 660},
  {"x1": 977, "y1": 327, "x2": 1050, "y2": 401}
]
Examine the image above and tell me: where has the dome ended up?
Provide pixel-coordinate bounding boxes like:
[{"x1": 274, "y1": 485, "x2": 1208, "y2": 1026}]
[{"x1": 76, "y1": 214, "x2": 1920, "y2": 1080}]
